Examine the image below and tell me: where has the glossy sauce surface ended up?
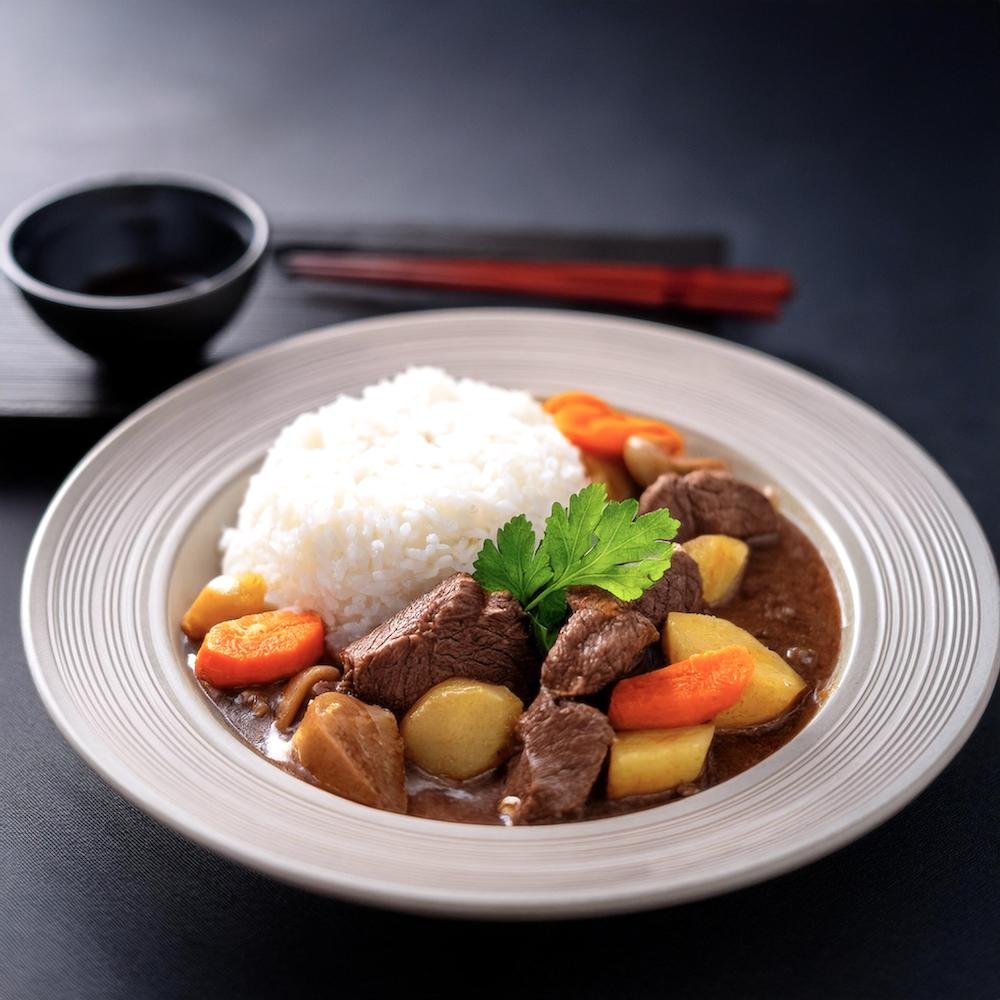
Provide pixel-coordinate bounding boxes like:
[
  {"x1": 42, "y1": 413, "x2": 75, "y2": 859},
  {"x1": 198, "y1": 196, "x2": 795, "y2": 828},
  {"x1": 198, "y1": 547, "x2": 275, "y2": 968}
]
[
  {"x1": 81, "y1": 267, "x2": 201, "y2": 296},
  {"x1": 199, "y1": 513, "x2": 841, "y2": 825}
]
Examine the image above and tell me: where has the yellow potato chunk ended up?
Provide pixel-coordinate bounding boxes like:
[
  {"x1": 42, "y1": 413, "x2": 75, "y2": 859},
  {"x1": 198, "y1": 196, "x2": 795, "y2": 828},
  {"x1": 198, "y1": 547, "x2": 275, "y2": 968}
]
[
  {"x1": 684, "y1": 534, "x2": 750, "y2": 606},
  {"x1": 292, "y1": 692, "x2": 406, "y2": 812},
  {"x1": 401, "y1": 678, "x2": 524, "y2": 781},
  {"x1": 181, "y1": 572, "x2": 273, "y2": 640},
  {"x1": 607, "y1": 725, "x2": 714, "y2": 799},
  {"x1": 665, "y1": 612, "x2": 807, "y2": 729}
]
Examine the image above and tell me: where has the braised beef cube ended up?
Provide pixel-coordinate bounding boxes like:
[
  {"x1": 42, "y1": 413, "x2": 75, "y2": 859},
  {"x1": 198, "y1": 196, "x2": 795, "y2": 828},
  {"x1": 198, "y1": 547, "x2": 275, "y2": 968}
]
[
  {"x1": 566, "y1": 585, "x2": 625, "y2": 615},
  {"x1": 638, "y1": 472, "x2": 698, "y2": 540},
  {"x1": 630, "y1": 546, "x2": 703, "y2": 627},
  {"x1": 567, "y1": 545, "x2": 702, "y2": 633},
  {"x1": 639, "y1": 471, "x2": 778, "y2": 544},
  {"x1": 502, "y1": 693, "x2": 613, "y2": 824},
  {"x1": 339, "y1": 573, "x2": 538, "y2": 715},
  {"x1": 542, "y1": 605, "x2": 657, "y2": 697}
]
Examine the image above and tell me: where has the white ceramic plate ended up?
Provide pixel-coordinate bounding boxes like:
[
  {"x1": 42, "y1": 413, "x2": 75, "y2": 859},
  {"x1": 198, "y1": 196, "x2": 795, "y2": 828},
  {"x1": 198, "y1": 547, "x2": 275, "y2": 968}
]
[{"x1": 22, "y1": 309, "x2": 999, "y2": 919}]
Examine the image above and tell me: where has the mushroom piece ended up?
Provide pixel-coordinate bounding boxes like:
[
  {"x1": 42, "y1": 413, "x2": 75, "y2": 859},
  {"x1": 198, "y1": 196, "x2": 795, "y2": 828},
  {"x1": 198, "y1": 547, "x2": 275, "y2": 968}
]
[
  {"x1": 623, "y1": 435, "x2": 727, "y2": 487},
  {"x1": 275, "y1": 664, "x2": 342, "y2": 730}
]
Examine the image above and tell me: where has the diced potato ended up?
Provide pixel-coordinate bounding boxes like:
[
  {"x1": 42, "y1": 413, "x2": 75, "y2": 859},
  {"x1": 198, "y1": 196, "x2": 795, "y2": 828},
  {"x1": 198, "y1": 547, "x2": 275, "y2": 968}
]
[
  {"x1": 181, "y1": 572, "x2": 273, "y2": 640},
  {"x1": 684, "y1": 534, "x2": 750, "y2": 606},
  {"x1": 665, "y1": 612, "x2": 806, "y2": 729},
  {"x1": 292, "y1": 692, "x2": 406, "y2": 812},
  {"x1": 401, "y1": 678, "x2": 524, "y2": 781},
  {"x1": 607, "y1": 725, "x2": 714, "y2": 799}
]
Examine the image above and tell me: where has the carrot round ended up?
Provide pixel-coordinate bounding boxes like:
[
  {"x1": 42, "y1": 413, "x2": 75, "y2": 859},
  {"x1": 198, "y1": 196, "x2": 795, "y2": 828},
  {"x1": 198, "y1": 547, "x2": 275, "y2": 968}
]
[
  {"x1": 572, "y1": 414, "x2": 636, "y2": 456},
  {"x1": 557, "y1": 411, "x2": 685, "y2": 459},
  {"x1": 543, "y1": 391, "x2": 614, "y2": 415},
  {"x1": 608, "y1": 646, "x2": 754, "y2": 730},
  {"x1": 548, "y1": 391, "x2": 684, "y2": 459},
  {"x1": 553, "y1": 403, "x2": 611, "y2": 445},
  {"x1": 195, "y1": 609, "x2": 326, "y2": 688}
]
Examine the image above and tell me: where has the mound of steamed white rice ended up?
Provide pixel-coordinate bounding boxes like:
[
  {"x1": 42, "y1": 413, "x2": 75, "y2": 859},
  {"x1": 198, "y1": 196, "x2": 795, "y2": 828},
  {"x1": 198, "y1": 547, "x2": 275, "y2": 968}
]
[{"x1": 220, "y1": 367, "x2": 589, "y2": 647}]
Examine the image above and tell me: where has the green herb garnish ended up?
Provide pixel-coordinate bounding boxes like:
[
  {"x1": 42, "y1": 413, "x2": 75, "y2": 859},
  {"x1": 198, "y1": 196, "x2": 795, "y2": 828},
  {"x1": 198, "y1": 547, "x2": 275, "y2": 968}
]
[{"x1": 473, "y1": 483, "x2": 679, "y2": 650}]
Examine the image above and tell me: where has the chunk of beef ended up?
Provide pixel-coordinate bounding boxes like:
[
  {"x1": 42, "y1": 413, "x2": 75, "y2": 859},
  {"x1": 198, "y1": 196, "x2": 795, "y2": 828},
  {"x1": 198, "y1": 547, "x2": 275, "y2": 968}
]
[
  {"x1": 630, "y1": 546, "x2": 703, "y2": 627},
  {"x1": 566, "y1": 545, "x2": 703, "y2": 631},
  {"x1": 339, "y1": 573, "x2": 537, "y2": 716},
  {"x1": 638, "y1": 473, "x2": 698, "y2": 539},
  {"x1": 638, "y1": 470, "x2": 779, "y2": 544},
  {"x1": 545, "y1": 546, "x2": 703, "y2": 696},
  {"x1": 566, "y1": 585, "x2": 624, "y2": 615},
  {"x1": 541, "y1": 605, "x2": 658, "y2": 697},
  {"x1": 501, "y1": 693, "x2": 613, "y2": 824}
]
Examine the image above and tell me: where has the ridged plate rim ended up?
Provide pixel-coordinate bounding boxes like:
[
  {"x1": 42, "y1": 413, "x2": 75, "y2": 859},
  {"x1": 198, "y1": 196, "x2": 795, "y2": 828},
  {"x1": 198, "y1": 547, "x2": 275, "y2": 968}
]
[{"x1": 21, "y1": 307, "x2": 1000, "y2": 919}]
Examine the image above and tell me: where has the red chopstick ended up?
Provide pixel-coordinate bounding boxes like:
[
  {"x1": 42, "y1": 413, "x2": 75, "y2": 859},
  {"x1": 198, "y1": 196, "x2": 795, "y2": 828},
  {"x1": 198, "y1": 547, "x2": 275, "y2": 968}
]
[{"x1": 281, "y1": 252, "x2": 794, "y2": 319}]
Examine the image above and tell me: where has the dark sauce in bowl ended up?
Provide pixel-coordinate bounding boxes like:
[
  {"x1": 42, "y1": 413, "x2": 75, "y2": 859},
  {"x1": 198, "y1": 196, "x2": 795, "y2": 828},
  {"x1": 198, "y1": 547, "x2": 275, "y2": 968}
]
[{"x1": 81, "y1": 266, "x2": 209, "y2": 297}]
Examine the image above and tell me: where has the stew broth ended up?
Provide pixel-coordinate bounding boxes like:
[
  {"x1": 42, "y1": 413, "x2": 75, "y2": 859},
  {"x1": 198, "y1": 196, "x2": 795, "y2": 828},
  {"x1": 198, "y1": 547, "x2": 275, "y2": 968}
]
[{"x1": 199, "y1": 513, "x2": 840, "y2": 824}]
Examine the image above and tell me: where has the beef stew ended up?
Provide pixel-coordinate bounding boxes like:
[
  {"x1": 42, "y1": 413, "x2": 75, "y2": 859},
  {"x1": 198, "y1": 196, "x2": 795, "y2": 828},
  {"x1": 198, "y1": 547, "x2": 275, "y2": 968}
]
[{"x1": 183, "y1": 386, "x2": 841, "y2": 826}]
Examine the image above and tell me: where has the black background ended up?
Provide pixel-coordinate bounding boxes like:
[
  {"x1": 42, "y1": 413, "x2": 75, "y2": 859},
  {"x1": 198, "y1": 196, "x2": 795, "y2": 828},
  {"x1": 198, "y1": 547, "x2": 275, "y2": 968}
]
[{"x1": 2, "y1": 3, "x2": 998, "y2": 998}]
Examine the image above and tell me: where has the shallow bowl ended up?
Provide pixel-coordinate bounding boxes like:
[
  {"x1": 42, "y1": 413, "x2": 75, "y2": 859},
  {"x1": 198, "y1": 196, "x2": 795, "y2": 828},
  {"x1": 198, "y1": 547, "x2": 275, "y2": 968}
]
[{"x1": 21, "y1": 308, "x2": 999, "y2": 918}]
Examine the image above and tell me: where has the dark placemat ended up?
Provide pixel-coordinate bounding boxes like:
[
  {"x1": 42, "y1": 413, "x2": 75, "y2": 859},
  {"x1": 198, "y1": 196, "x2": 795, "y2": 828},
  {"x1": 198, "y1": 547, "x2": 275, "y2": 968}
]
[{"x1": 0, "y1": 224, "x2": 725, "y2": 421}]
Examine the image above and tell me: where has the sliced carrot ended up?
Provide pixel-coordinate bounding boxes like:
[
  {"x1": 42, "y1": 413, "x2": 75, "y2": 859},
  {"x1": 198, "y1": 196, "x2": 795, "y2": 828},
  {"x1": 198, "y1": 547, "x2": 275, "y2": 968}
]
[
  {"x1": 556, "y1": 411, "x2": 684, "y2": 459},
  {"x1": 553, "y1": 403, "x2": 612, "y2": 446},
  {"x1": 543, "y1": 391, "x2": 614, "y2": 416},
  {"x1": 608, "y1": 645, "x2": 754, "y2": 730},
  {"x1": 548, "y1": 390, "x2": 684, "y2": 459},
  {"x1": 195, "y1": 609, "x2": 326, "y2": 688},
  {"x1": 571, "y1": 413, "x2": 637, "y2": 457}
]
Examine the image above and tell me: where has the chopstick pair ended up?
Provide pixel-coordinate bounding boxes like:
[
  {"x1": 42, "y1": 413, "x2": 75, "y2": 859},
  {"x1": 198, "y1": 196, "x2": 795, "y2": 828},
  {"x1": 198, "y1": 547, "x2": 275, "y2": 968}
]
[{"x1": 280, "y1": 251, "x2": 794, "y2": 319}]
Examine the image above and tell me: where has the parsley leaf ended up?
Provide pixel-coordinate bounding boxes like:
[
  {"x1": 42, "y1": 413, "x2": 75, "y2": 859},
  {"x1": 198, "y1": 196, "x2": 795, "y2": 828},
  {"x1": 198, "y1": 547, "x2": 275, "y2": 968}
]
[
  {"x1": 537, "y1": 483, "x2": 608, "y2": 581},
  {"x1": 472, "y1": 514, "x2": 551, "y2": 606},
  {"x1": 473, "y1": 482, "x2": 678, "y2": 650}
]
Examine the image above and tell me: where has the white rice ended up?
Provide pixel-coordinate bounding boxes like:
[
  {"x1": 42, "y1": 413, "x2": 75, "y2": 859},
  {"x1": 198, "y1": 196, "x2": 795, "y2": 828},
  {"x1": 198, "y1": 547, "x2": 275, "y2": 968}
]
[{"x1": 220, "y1": 367, "x2": 588, "y2": 647}]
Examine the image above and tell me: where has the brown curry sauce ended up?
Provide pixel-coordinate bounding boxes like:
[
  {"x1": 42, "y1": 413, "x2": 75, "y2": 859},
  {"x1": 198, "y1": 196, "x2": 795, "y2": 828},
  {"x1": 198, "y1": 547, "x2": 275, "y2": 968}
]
[{"x1": 197, "y1": 513, "x2": 841, "y2": 825}]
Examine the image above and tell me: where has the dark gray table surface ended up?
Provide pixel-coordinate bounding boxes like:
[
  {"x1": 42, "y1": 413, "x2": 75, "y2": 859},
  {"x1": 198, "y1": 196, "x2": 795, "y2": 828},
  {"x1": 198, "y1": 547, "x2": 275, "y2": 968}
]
[{"x1": 2, "y1": 3, "x2": 998, "y2": 998}]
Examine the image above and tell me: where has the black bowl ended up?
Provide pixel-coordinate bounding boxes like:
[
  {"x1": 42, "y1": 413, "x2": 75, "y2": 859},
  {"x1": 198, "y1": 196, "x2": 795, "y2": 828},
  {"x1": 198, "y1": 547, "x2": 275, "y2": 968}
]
[{"x1": 0, "y1": 172, "x2": 269, "y2": 363}]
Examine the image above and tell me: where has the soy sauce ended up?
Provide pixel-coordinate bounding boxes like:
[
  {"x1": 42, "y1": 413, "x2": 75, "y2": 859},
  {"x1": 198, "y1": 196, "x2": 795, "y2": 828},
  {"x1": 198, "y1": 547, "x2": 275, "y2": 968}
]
[{"x1": 81, "y1": 266, "x2": 206, "y2": 296}]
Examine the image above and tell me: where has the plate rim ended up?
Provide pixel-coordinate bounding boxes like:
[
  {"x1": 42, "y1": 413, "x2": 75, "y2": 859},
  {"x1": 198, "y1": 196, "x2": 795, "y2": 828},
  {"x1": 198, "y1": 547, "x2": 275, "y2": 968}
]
[{"x1": 21, "y1": 306, "x2": 1000, "y2": 919}]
